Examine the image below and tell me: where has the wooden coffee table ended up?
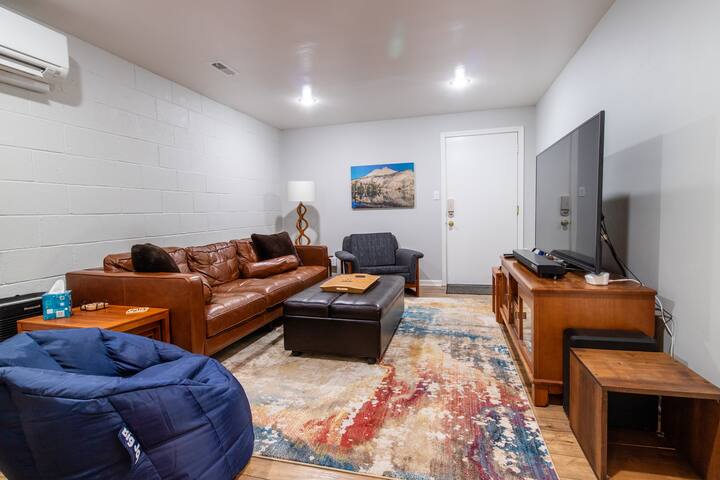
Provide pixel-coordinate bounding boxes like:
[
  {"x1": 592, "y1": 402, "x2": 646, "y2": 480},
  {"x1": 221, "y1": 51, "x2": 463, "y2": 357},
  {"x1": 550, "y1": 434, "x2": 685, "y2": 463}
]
[{"x1": 17, "y1": 305, "x2": 170, "y2": 342}]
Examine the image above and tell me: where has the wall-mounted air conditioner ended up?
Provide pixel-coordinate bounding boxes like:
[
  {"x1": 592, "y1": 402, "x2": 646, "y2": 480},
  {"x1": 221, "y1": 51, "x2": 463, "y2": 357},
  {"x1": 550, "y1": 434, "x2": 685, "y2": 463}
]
[{"x1": 0, "y1": 6, "x2": 68, "y2": 93}]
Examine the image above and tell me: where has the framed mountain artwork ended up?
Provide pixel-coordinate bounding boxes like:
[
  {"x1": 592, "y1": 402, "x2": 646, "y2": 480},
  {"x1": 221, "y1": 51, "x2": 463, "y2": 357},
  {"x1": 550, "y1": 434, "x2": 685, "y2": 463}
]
[{"x1": 351, "y1": 162, "x2": 415, "y2": 209}]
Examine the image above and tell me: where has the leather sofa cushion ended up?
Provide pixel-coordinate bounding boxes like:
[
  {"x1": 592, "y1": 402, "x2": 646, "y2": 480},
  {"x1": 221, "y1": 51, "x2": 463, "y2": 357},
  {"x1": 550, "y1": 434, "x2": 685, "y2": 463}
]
[
  {"x1": 205, "y1": 292, "x2": 267, "y2": 337},
  {"x1": 103, "y1": 248, "x2": 213, "y2": 304},
  {"x1": 166, "y1": 247, "x2": 191, "y2": 273},
  {"x1": 103, "y1": 252, "x2": 134, "y2": 272},
  {"x1": 213, "y1": 273, "x2": 305, "y2": 307},
  {"x1": 231, "y1": 239, "x2": 259, "y2": 264},
  {"x1": 186, "y1": 242, "x2": 240, "y2": 287},
  {"x1": 289, "y1": 266, "x2": 328, "y2": 288},
  {"x1": 295, "y1": 245, "x2": 328, "y2": 268},
  {"x1": 240, "y1": 255, "x2": 299, "y2": 278}
]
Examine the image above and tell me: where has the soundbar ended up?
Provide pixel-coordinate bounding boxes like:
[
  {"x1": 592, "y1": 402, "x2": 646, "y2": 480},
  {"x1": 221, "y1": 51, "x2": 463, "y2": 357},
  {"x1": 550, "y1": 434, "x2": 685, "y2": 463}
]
[{"x1": 512, "y1": 249, "x2": 566, "y2": 278}]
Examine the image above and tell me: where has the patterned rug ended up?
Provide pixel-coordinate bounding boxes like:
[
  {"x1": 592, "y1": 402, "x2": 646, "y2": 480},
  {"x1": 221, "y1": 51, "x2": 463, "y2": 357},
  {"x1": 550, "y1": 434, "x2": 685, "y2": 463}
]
[{"x1": 222, "y1": 296, "x2": 558, "y2": 480}]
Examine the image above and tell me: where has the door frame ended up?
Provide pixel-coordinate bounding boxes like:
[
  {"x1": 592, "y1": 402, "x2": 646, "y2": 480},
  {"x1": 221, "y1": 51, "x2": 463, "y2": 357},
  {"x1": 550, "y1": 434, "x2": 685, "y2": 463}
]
[{"x1": 440, "y1": 126, "x2": 525, "y2": 286}]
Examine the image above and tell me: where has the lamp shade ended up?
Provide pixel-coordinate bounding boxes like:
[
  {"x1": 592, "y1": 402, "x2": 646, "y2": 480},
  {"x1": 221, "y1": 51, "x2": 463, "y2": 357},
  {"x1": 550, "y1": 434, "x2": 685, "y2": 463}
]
[{"x1": 287, "y1": 181, "x2": 316, "y2": 202}]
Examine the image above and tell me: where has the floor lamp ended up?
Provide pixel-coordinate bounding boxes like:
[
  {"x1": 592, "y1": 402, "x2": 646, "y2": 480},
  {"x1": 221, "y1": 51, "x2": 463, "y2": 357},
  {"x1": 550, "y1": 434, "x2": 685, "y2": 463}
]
[{"x1": 288, "y1": 180, "x2": 315, "y2": 245}]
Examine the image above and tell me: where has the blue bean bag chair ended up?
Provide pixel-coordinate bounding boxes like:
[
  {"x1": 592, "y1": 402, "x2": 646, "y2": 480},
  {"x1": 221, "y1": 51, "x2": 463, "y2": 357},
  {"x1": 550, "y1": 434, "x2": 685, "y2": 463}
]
[{"x1": 0, "y1": 329, "x2": 254, "y2": 479}]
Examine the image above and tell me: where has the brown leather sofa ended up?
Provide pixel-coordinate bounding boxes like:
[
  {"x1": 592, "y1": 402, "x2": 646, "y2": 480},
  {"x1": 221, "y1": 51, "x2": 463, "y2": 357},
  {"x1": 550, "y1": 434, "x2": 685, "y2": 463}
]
[{"x1": 65, "y1": 239, "x2": 329, "y2": 355}]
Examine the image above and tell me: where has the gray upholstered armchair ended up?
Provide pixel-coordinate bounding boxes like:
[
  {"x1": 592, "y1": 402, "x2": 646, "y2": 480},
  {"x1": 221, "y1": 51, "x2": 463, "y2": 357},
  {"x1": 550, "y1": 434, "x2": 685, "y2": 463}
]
[{"x1": 335, "y1": 233, "x2": 424, "y2": 296}]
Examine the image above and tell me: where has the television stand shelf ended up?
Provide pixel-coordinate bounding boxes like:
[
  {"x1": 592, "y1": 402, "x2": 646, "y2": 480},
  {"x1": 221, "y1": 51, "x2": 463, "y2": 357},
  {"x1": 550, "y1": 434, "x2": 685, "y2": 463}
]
[{"x1": 493, "y1": 256, "x2": 656, "y2": 406}]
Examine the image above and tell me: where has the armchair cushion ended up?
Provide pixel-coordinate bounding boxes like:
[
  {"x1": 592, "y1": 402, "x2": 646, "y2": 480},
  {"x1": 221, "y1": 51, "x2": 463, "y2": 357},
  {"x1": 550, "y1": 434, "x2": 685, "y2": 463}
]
[
  {"x1": 347, "y1": 233, "x2": 398, "y2": 267},
  {"x1": 240, "y1": 254, "x2": 299, "y2": 278},
  {"x1": 357, "y1": 265, "x2": 410, "y2": 280}
]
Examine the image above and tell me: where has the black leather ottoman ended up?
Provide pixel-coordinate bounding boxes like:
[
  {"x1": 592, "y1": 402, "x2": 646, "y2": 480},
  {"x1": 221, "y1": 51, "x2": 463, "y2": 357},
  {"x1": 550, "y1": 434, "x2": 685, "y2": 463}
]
[{"x1": 282, "y1": 275, "x2": 405, "y2": 364}]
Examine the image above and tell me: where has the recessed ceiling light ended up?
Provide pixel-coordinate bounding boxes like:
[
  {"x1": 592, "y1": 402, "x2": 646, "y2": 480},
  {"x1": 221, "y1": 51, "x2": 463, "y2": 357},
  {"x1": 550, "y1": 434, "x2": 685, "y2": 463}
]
[
  {"x1": 449, "y1": 65, "x2": 471, "y2": 89},
  {"x1": 298, "y1": 84, "x2": 318, "y2": 106}
]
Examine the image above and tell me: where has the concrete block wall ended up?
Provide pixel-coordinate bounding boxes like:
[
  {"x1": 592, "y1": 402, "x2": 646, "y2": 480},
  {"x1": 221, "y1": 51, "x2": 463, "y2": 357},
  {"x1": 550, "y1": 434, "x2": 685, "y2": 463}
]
[{"x1": 0, "y1": 35, "x2": 281, "y2": 298}]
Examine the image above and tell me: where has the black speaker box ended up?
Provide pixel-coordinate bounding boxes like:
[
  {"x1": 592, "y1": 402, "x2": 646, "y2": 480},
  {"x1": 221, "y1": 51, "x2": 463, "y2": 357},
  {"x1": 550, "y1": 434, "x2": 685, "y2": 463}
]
[{"x1": 563, "y1": 328, "x2": 659, "y2": 431}]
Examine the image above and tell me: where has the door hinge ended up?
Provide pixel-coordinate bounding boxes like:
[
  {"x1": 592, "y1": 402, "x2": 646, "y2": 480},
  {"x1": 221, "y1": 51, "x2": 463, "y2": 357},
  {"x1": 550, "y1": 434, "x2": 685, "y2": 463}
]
[{"x1": 516, "y1": 205, "x2": 520, "y2": 216}]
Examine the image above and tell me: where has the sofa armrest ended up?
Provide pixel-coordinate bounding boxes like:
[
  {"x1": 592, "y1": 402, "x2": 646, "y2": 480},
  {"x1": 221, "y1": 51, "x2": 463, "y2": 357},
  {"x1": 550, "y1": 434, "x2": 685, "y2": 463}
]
[
  {"x1": 66, "y1": 270, "x2": 207, "y2": 354},
  {"x1": 296, "y1": 245, "x2": 329, "y2": 267},
  {"x1": 335, "y1": 250, "x2": 359, "y2": 272}
]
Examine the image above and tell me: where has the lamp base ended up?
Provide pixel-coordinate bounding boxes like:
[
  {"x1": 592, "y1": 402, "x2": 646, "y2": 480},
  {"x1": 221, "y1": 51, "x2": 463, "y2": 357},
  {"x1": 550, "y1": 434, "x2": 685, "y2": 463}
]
[{"x1": 295, "y1": 202, "x2": 311, "y2": 246}]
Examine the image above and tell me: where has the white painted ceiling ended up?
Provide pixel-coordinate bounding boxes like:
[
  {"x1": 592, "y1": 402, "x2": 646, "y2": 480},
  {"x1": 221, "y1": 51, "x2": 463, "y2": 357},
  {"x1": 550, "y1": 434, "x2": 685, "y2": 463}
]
[{"x1": 6, "y1": 0, "x2": 613, "y2": 129}]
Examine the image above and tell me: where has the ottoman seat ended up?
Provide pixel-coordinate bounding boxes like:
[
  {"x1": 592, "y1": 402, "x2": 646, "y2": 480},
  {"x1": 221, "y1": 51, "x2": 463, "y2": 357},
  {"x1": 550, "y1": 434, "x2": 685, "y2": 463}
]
[{"x1": 283, "y1": 275, "x2": 405, "y2": 363}]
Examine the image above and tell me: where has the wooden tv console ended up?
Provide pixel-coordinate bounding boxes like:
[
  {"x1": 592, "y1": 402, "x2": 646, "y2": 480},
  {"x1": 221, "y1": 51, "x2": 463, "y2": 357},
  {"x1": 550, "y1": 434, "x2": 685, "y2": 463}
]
[{"x1": 493, "y1": 256, "x2": 657, "y2": 406}]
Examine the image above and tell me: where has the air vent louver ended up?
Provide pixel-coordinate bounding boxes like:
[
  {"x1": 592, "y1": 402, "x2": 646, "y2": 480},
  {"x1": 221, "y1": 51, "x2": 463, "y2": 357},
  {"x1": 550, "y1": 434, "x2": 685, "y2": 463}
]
[{"x1": 210, "y1": 61, "x2": 236, "y2": 76}]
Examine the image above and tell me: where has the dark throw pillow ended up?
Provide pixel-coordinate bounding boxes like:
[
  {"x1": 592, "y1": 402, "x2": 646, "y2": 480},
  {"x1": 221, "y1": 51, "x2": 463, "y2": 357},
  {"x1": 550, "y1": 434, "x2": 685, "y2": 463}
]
[
  {"x1": 131, "y1": 243, "x2": 181, "y2": 273},
  {"x1": 251, "y1": 232, "x2": 301, "y2": 263}
]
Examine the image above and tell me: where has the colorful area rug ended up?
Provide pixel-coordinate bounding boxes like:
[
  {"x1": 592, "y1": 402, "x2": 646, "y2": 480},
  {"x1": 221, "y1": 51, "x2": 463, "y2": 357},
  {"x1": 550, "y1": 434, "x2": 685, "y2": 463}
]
[{"x1": 222, "y1": 296, "x2": 558, "y2": 479}]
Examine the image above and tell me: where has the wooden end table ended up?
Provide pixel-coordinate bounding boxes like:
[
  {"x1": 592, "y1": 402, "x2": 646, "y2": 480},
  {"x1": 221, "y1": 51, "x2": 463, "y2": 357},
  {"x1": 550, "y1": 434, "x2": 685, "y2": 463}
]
[
  {"x1": 569, "y1": 348, "x2": 720, "y2": 479},
  {"x1": 17, "y1": 305, "x2": 170, "y2": 342}
]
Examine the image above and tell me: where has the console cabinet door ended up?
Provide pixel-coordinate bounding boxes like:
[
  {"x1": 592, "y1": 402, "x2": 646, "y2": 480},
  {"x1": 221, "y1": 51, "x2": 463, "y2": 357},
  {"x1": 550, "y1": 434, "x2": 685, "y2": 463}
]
[{"x1": 516, "y1": 290, "x2": 534, "y2": 367}]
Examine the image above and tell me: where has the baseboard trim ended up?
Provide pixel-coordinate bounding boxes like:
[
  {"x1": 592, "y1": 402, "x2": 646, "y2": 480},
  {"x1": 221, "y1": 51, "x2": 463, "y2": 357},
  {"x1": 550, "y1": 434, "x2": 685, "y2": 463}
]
[{"x1": 420, "y1": 280, "x2": 444, "y2": 287}]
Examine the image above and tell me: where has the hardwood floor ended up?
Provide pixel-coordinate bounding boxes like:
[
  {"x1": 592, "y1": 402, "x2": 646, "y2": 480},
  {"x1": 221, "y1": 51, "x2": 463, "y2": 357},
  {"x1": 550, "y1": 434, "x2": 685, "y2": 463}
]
[{"x1": 238, "y1": 457, "x2": 381, "y2": 480}]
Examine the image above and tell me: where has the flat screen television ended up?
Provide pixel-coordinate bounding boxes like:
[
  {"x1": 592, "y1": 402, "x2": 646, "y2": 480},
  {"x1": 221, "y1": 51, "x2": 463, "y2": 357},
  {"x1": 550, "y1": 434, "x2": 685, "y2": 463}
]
[{"x1": 535, "y1": 111, "x2": 605, "y2": 274}]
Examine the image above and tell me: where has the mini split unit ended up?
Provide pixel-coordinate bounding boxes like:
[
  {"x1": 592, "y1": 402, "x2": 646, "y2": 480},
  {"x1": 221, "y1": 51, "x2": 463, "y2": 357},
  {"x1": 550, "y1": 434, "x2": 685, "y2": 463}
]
[{"x1": 0, "y1": 6, "x2": 68, "y2": 93}]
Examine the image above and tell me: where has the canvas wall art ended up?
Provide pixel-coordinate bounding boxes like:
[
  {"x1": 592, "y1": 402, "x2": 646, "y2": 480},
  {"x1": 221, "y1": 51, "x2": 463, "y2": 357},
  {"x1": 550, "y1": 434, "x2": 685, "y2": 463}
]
[{"x1": 351, "y1": 162, "x2": 415, "y2": 209}]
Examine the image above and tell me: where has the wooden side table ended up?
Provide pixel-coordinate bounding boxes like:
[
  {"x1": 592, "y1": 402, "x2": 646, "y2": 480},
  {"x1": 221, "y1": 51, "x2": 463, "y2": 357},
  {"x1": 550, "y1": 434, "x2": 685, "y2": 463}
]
[
  {"x1": 17, "y1": 305, "x2": 170, "y2": 342},
  {"x1": 569, "y1": 348, "x2": 720, "y2": 479}
]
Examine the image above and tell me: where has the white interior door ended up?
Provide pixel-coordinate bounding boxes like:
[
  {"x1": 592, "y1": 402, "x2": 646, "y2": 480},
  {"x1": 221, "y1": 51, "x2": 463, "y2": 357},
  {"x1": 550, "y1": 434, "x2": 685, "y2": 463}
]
[{"x1": 445, "y1": 131, "x2": 520, "y2": 285}]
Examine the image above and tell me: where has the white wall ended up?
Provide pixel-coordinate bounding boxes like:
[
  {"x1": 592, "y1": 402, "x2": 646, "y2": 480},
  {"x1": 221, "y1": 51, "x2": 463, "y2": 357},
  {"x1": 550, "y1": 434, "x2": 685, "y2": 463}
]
[
  {"x1": 536, "y1": 0, "x2": 720, "y2": 384},
  {"x1": 0, "y1": 35, "x2": 281, "y2": 298},
  {"x1": 280, "y1": 107, "x2": 536, "y2": 282}
]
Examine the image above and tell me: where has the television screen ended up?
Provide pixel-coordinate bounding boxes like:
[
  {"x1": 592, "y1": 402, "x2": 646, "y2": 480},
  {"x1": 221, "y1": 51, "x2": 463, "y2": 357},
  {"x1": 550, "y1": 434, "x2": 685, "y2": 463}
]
[{"x1": 535, "y1": 111, "x2": 605, "y2": 273}]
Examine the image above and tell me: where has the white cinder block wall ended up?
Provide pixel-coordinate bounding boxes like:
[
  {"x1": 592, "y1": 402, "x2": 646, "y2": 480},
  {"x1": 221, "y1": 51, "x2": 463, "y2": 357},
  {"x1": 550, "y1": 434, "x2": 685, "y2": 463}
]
[{"x1": 0, "y1": 35, "x2": 281, "y2": 298}]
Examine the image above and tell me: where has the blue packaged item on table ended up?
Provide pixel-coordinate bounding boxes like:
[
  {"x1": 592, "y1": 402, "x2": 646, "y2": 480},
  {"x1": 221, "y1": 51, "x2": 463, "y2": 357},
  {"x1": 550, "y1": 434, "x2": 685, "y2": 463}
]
[
  {"x1": 42, "y1": 291, "x2": 72, "y2": 320},
  {"x1": 41, "y1": 279, "x2": 73, "y2": 320}
]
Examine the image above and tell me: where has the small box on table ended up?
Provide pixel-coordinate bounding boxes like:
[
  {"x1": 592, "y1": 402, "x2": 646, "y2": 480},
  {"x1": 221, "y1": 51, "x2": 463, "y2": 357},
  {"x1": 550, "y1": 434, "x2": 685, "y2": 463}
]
[{"x1": 42, "y1": 291, "x2": 72, "y2": 320}]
